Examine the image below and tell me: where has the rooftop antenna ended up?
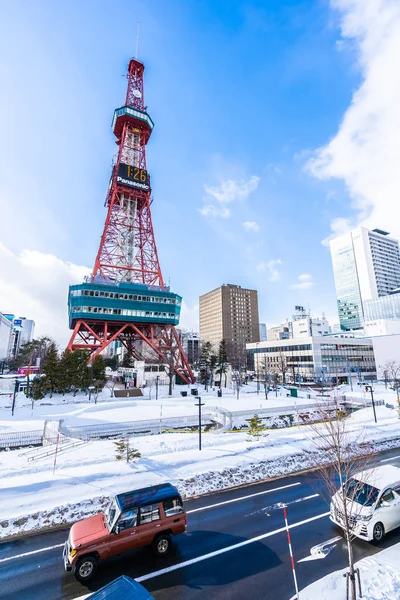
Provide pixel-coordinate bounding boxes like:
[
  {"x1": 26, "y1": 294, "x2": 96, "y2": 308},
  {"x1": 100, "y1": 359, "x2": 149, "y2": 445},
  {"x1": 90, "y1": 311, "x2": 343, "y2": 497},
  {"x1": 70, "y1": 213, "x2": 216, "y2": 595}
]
[{"x1": 135, "y1": 21, "x2": 140, "y2": 59}]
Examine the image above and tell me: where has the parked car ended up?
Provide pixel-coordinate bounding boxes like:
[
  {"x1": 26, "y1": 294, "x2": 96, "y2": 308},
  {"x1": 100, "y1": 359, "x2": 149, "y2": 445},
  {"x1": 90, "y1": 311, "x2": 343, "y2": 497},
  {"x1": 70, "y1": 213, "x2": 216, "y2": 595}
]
[
  {"x1": 63, "y1": 483, "x2": 187, "y2": 583},
  {"x1": 330, "y1": 465, "x2": 400, "y2": 542}
]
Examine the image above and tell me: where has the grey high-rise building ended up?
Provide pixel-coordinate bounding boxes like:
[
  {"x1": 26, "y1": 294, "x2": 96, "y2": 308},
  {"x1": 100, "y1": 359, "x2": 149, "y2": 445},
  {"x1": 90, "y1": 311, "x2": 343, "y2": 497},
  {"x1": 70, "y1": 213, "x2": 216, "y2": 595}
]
[
  {"x1": 330, "y1": 227, "x2": 400, "y2": 331},
  {"x1": 199, "y1": 284, "x2": 260, "y2": 367}
]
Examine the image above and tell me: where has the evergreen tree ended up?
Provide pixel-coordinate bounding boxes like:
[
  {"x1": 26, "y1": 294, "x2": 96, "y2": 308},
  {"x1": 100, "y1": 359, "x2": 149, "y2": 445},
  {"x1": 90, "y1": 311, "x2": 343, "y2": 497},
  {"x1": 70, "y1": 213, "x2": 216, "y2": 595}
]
[
  {"x1": 114, "y1": 437, "x2": 141, "y2": 463},
  {"x1": 28, "y1": 376, "x2": 46, "y2": 401},
  {"x1": 41, "y1": 342, "x2": 60, "y2": 398},
  {"x1": 104, "y1": 356, "x2": 119, "y2": 371},
  {"x1": 199, "y1": 341, "x2": 212, "y2": 390},
  {"x1": 217, "y1": 339, "x2": 229, "y2": 388},
  {"x1": 246, "y1": 414, "x2": 267, "y2": 441},
  {"x1": 58, "y1": 349, "x2": 75, "y2": 394},
  {"x1": 91, "y1": 355, "x2": 107, "y2": 392},
  {"x1": 121, "y1": 352, "x2": 135, "y2": 368},
  {"x1": 209, "y1": 353, "x2": 218, "y2": 387}
]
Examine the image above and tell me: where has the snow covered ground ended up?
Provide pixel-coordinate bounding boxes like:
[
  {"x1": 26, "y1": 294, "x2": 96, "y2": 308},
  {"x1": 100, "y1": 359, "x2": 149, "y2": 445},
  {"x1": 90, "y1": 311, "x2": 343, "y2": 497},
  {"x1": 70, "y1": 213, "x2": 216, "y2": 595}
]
[
  {"x1": 298, "y1": 542, "x2": 400, "y2": 599},
  {"x1": 0, "y1": 396, "x2": 399, "y2": 539},
  {"x1": 0, "y1": 383, "x2": 328, "y2": 434}
]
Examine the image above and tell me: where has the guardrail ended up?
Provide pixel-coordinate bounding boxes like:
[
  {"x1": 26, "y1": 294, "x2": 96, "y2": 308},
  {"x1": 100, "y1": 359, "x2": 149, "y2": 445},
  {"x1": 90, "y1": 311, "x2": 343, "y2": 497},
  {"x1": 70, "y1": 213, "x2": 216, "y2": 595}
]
[
  {"x1": 0, "y1": 430, "x2": 44, "y2": 450},
  {"x1": 60, "y1": 413, "x2": 217, "y2": 440}
]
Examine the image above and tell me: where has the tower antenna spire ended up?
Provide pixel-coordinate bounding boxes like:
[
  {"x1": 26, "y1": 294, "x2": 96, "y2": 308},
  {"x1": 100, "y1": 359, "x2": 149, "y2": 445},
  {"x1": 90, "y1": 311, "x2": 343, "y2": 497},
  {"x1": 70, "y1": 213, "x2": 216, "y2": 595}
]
[{"x1": 135, "y1": 21, "x2": 140, "y2": 59}]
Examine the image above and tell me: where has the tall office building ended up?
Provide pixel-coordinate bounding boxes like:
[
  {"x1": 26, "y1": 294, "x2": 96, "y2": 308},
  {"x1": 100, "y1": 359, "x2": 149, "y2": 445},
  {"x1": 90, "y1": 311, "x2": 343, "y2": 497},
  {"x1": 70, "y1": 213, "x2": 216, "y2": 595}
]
[
  {"x1": 330, "y1": 227, "x2": 400, "y2": 331},
  {"x1": 199, "y1": 284, "x2": 260, "y2": 367},
  {"x1": 259, "y1": 323, "x2": 267, "y2": 342}
]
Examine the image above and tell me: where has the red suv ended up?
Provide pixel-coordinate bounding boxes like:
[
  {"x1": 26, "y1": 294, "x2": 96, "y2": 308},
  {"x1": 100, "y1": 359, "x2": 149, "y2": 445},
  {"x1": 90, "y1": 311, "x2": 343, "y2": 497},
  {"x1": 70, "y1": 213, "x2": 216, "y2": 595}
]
[{"x1": 63, "y1": 483, "x2": 187, "y2": 583}]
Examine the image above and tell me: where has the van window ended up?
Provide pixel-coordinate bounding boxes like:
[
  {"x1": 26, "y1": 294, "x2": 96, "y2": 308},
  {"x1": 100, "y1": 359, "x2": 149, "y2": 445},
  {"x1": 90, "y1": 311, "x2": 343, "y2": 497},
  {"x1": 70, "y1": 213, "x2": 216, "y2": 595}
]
[
  {"x1": 118, "y1": 509, "x2": 138, "y2": 531},
  {"x1": 380, "y1": 489, "x2": 395, "y2": 504},
  {"x1": 345, "y1": 478, "x2": 379, "y2": 507},
  {"x1": 163, "y1": 498, "x2": 183, "y2": 517},
  {"x1": 139, "y1": 504, "x2": 160, "y2": 524}
]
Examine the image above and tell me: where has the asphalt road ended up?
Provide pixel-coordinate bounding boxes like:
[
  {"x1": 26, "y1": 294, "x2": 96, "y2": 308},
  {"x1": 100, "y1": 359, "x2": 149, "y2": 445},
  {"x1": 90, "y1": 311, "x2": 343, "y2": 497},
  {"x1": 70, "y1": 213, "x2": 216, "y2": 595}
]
[{"x1": 1, "y1": 448, "x2": 400, "y2": 600}]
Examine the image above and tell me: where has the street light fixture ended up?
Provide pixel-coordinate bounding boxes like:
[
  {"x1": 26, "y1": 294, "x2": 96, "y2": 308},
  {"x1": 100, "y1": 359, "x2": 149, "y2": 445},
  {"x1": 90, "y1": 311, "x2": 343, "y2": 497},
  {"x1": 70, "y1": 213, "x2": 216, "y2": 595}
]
[
  {"x1": 194, "y1": 396, "x2": 205, "y2": 451},
  {"x1": 364, "y1": 385, "x2": 377, "y2": 424}
]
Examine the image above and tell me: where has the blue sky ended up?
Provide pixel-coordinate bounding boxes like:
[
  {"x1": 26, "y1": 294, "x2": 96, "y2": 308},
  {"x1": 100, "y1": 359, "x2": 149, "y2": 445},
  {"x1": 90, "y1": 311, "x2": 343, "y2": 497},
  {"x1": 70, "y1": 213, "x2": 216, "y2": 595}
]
[{"x1": 2, "y1": 0, "x2": 396, "y2": 343}]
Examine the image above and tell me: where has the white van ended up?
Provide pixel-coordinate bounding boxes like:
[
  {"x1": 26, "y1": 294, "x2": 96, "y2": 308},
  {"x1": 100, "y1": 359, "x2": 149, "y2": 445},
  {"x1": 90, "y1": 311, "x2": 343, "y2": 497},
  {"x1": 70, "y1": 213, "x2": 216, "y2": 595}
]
[{"x1": 330, "y1": 465, "x2": 400, "y2": 542}]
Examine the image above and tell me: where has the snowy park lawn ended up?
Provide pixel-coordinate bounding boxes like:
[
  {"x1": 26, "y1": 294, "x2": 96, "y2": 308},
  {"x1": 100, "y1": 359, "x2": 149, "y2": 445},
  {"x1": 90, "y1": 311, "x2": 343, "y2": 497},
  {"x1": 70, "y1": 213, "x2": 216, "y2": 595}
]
[
  {"x1": 0, "y1": 402, "x2": 399, "y2": 539},
  {"x1": 298, "y1": 542, "x2": 400, "y2": 599},
  {"x1": 0, "y1": 384, "x2": 327, "y2": 433}
]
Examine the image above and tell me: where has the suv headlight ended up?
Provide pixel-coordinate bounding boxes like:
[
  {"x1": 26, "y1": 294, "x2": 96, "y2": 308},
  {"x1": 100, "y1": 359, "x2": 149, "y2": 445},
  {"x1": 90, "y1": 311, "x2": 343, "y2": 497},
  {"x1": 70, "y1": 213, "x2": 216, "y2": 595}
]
[{"x1": 358, "y1": 514, "x2": 373, "y2": 522}]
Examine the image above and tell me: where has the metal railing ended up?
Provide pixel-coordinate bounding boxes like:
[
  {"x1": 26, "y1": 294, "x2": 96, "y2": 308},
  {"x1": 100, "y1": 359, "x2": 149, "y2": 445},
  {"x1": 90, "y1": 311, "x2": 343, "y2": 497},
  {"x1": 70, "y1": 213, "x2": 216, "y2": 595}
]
[{"x1": 0, "y1": 430, "x2": 43, "y2": 450}]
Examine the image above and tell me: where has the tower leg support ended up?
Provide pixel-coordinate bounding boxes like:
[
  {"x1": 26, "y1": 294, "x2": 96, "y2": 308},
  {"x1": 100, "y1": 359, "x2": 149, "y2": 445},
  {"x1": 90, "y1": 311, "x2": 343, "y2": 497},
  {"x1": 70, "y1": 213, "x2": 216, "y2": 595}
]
[{"x1": 67, "y1": 320, "x2": 195, "y2": 384}]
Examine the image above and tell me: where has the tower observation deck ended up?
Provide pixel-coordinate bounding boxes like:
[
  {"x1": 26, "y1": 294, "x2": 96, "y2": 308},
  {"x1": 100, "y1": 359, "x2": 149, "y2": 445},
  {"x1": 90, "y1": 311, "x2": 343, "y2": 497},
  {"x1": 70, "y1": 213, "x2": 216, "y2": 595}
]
[{"x1": 67, "y1": 58, "x2": 194, "y2": 384}]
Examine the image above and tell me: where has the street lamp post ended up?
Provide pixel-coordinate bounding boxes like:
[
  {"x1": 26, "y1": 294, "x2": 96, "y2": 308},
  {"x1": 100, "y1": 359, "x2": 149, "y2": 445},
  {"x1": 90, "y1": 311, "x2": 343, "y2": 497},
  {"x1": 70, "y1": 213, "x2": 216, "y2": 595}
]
[
  {"x1": 347, "y1": 359, "x2": 353, "y2": 392},
  {"x1": 365, "y1": 385, "x2": 377, "y2": 424},
  {"x1": 194, "y1": 396, "x2": 205, "y2": 450},
  {"x1": 11, "y1": 378, "x2": 19, "y2": 416},
  {"x1": 156, "y1": 375, "x2": 160, "y2": 401},
  {"x1": 256, "y1": 343, "x2": 260, "y2": 395}
]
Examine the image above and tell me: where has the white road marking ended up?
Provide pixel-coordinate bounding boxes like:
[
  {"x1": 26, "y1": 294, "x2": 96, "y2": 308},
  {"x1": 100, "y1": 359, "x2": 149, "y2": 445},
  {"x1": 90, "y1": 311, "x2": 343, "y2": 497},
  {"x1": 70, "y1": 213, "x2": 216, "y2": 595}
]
[
  {"x1": 135, "y1": 510, "x2": 330, "y2": 583},
  {"x1": 297, "y1": 535, "x2": 342, "y2": 562},
  {"x1": 187, "y1": 482, "x2": 301, "y2": 514},
  {"x1": 246, "y1": 493, "x2": 319, "y2": 518},
  {"x1": 380, "y1": 455, "x2": 400, "y2": 463},
  {"x1": 0, "y1": 543, "x2": 64, "y2": 564}
]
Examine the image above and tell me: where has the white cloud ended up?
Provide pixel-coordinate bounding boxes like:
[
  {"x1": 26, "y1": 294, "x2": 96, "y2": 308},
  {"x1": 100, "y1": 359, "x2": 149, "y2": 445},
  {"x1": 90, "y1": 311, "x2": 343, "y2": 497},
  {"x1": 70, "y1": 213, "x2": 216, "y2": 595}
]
[
  {"x1": 307, "y1": 0, "x2": 400, "y2": 239},
  {"x1": 242, "y1": 220, "x2": 260, "y2": 232},
  {"x1": 198, "y1": 204, "x2": 231, "y2": 218},
  {"x1": 204, "y1": 176, "x2": 260, "y2": 204},
  {"x1": 200, "y1": 175, "x2": 260, "y2": 218},
  {"x1": 0, "y1": 243, "x2": 90, "y2": 348},
  {"x1": 256, "y1": 259, "x2": 282, "y2": 282},
  {"x1": 179, "y1": 301, "x2": 199, "y2": 331},
  {"x1": 290, "y1": 273, "x2": 314, "y2": 290}
]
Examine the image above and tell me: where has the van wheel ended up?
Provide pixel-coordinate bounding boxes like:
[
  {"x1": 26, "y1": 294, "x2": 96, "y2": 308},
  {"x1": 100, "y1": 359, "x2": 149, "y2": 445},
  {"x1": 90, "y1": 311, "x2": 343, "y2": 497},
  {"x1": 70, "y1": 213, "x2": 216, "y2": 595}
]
[
  {"x1": 152, "y1": 534, "x2": 171, "y2": 557},
  {"x1": 372, "y1": 522, "x2": 385, "y2": 543},
  {"x1": 74, "y1": 555, "x2": 98, "y2": 582}
]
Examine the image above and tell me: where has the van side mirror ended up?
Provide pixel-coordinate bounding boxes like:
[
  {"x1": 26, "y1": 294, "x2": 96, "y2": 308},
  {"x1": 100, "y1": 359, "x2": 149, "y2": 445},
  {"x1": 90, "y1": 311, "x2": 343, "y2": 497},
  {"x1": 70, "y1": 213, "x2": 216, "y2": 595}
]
[
  {"x1": 381, "y1": 500, "x2": 390, "y2": 508},
  {"x1": 114, "y1": 524, "x2": 120, "y2": 535}
]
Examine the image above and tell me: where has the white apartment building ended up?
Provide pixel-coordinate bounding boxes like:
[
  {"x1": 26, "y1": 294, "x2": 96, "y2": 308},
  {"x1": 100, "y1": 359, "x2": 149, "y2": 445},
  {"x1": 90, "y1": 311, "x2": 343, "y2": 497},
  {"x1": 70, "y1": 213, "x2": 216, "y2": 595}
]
[
  {"x1": 0, "y1": 313, "x2": 13, "y2": 361},
  {"x1": 330, "y1": 227, "x2": 400, "y2": 331},
  {"x1": 292, "y1": 316, "x2": 330, "y2": 338},
  {"x1": 247, "y1": 334, "x2": 376, "y2": 383}
]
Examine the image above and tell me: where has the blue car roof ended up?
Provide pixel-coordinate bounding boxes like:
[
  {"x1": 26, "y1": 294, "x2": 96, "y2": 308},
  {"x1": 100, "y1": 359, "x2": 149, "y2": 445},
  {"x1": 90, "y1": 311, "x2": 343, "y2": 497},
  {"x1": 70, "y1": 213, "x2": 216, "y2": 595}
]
[
  {"x1": 116, "y1": 483, "x2": 181, "y2": 511},
  {"x1": 87, "y1": 575, "x2": 153, "y2": 599}
]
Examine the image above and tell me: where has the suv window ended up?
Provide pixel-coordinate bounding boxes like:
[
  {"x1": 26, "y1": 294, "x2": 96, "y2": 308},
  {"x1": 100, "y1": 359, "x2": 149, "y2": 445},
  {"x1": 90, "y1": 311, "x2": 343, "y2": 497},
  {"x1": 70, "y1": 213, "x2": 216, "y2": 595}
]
[
  {"x1": 140, "y1": 504, "x2": 160, "y2": 524},
  {"x1": 380, "y1": 489, "x2": 395, "y2": 504},
  {"x1": 118, "y1": 509, "x2": 138, "y2": 531},
  {"x1": 164, "y1": 497, "x2": 184, "y2": 517}
]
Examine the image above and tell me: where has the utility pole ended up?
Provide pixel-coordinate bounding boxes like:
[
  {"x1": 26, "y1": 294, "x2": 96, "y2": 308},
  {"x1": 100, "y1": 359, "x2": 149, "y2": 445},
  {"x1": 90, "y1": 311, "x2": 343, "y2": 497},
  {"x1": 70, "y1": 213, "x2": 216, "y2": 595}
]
[
  {"x1": 365, "y1": 385, "x2": 377, "y2": 423},
  {"x1": 11, "y1": 378, "x2": 19, "y2": 416},
  {"x1": 194, "y1": 396, "x2": 205, "y2": 451}
]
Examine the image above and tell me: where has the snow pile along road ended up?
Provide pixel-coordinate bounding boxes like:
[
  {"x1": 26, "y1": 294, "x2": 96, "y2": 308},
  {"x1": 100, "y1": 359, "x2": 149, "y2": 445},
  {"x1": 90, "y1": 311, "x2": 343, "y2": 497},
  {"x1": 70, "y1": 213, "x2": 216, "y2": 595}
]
[{"x1": 298, "y1": 542, "x2": 400, "y2": 599}]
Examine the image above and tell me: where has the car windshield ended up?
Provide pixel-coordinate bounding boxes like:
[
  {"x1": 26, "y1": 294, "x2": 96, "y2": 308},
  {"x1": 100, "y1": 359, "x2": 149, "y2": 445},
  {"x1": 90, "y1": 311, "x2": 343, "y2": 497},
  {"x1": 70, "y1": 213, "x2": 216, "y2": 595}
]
[
  {"x1": 345, "y1": 478, "x2": 380, "y2": 507},
  {"x1": 105, "y1": 499, "x2": 119, "y2": 531}
]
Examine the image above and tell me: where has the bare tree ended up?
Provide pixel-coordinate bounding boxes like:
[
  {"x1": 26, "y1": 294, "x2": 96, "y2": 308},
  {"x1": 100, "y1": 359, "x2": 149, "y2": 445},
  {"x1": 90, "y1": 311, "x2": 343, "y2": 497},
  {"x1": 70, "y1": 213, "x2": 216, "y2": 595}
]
[
  {"x1": 381, "y1": 360, "x2": 400, "y2": 410},
  {"x1": 309, "y1": 400, "x2": 376, "y2": 600},
  {"x1": 275, "y1": 352, "x2": 288, "y2": 385},
  {"x1": 259, "y1": 355, "x2": 274, "y2": 400}
]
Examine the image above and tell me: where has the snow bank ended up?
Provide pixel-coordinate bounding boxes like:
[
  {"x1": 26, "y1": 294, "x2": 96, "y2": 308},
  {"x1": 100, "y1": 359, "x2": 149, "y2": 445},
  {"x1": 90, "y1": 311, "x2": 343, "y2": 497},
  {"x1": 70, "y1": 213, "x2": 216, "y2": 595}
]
[{"x1": 298, "y1": 542, "x2": 400, "y2": 599}]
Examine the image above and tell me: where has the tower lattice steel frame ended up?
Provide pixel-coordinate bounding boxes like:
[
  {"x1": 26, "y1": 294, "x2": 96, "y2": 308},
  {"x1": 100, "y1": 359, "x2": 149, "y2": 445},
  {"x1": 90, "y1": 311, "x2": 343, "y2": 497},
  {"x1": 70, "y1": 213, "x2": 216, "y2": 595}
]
[{"x1": 67, "y1": 58, "x2": 194, "y2": 384}]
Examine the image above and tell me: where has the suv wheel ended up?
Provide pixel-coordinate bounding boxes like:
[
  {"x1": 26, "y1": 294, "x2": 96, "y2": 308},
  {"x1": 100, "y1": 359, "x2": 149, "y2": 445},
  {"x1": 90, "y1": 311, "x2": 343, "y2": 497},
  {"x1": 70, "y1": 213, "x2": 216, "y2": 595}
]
[
  {"x1": 372, "y1": 522, "x2": 385, "y2": 543},
  {"x1": 74, "y1": 555, "x2": 98, "y2": 582},
  {"x1": 152, "y1": 533, "x2": 171, "y2": 557}
]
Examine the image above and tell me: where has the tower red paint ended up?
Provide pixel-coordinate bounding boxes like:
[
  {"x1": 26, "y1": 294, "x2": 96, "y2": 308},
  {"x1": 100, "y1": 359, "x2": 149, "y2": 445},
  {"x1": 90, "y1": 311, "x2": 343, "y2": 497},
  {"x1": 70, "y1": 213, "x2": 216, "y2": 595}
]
[{"x1": 67, "y1": 59, "x2": 194, "y2": 384}]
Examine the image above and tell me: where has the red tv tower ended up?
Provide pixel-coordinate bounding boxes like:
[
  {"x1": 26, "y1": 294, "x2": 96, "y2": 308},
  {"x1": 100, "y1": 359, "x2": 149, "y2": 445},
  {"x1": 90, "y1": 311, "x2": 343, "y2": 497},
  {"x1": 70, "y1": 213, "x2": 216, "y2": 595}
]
[{"x1": 67, "y1": 58, "x2": 194, "y2": 384}]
